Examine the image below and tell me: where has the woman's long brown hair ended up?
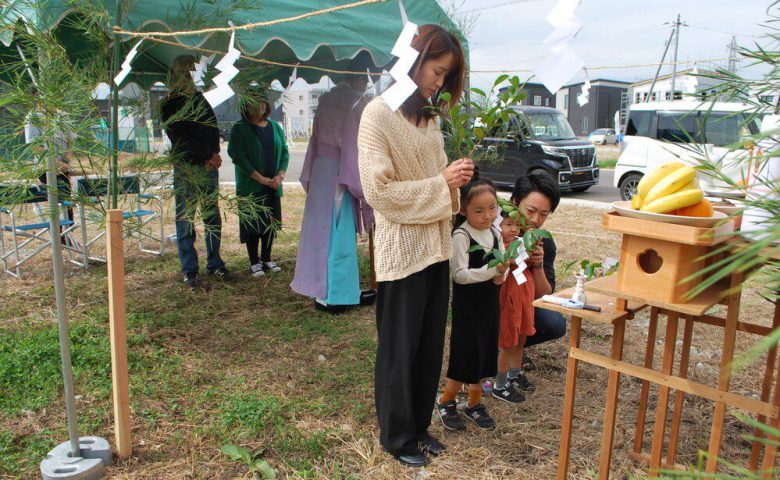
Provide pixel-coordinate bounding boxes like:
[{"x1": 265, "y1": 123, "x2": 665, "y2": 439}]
[{"x1": 398, "y1": 24, "x2": 466, "y2": 126}]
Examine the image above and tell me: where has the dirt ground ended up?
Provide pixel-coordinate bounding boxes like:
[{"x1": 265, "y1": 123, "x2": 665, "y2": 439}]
[{"x1": 0, "y1": 186, "x2": 775, "y2": 479}]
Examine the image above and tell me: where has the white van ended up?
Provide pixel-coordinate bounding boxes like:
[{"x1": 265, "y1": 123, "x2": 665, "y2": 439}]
[{"x1": 614, "y1": 102, "x2": 762, "y2": 200}]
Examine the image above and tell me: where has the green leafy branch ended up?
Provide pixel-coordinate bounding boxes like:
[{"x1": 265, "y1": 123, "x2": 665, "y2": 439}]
[
  {"x1": 221, "y1": 445, "x2": 276, "y2": 480},
  {"x1": 562, "y1": 259, "x2": 620, "y2": 280},
  {"x1": 436, "y1": 75, "x2": 526, "y2": 162},
  {"x1": 468, "y1": 198, "x2": 552, "y2": 268}
]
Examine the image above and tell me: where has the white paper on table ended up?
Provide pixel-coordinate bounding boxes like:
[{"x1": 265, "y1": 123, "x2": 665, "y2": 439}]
[
  {"x1": 382, "y1": 75, "x2": 417, "y2": 111},
  {"x1": 542, "y1": 17, "x2": 584, "y2": 50},
  {"x1": 533, "y1": 44, "x2": 585, "y2": 95},
  {"x1": 513, "y1": 266, "x2": 527, "y2": 285},
  {"x1": 603, "y1": 257, "x2": 619, "y2": 271},
  {"x1": 203, "y1": 84, "x2": 235, "y2": 108},
  {"x1": 546, "y1": 0, "x2": 582, "y2": 28}
]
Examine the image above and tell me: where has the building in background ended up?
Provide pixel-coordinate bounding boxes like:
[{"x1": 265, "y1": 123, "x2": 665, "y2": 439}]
[
  {"x1": 628, "y1": 67, "x2": 723, "y2": 104},
  {"x1": 500, "y1": 82, "x2": 555, "y2": 108},
  {"x1": 284, "y1": 87, "x2": 327, "y2": 137},
  {"x1": 556, "y1": 79, "x2": 631, "y2": 136}
]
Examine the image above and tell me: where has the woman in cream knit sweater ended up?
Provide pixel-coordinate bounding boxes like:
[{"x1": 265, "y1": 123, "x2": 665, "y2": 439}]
[{"x1": 358, "y1": 24, "x2": 474, "y2": 467}]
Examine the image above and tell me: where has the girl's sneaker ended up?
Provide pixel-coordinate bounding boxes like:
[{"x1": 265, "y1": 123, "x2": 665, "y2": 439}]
[
  {"x1": 463, "y1": 403, "x2": 496, "y2": 429},
  {"x1": 263, "y1": 261, "x2": 281, "y2": 273},
  {"x1": 491, "y1": 383, "x2": 526, "y2": 404},
  {"x1": 436, "y1": 400, "x2": 466, "y2": 431},
  {"x1": 510, "y1": 372, "x2": 535, "y2": 392},
  {"x1": 250, "y1": 264, "x2": 266, "y2": 277}
]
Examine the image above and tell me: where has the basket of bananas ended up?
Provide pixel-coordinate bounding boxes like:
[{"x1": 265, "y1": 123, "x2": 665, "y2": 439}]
[{"x1": 612, "y1": 162, "x2": 729, "y2": 228}]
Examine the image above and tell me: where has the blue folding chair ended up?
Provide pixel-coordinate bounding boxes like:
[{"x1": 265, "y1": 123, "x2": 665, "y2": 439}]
[
  {"x1": 75, "y1": 175, "x2": 165, "y2": 262},
  {"x1": 0, "y1": 184, "x2": 86, "y2": 277}
]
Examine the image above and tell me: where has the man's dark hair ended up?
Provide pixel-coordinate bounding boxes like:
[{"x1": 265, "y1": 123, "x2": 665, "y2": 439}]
[{"x1": 510, "y1": 174, "x2": 561, "y2": 212}]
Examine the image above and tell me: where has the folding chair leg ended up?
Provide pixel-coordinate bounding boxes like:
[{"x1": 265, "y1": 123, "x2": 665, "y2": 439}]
[{"x1": 79, "y1": 205, "x2": 89, "y2": 268}]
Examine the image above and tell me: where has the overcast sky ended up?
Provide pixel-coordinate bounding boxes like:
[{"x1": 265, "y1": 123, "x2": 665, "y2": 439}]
[
  {"x1": 290, "y1": 0, "x2": 774, "y2": 93},
  {"x1": 461, "y1": 0, "x2": 773, "y2": 91}
]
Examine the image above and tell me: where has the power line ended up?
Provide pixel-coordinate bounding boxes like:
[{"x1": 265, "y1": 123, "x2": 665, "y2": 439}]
[
  {"x1": 687, "y1": 24, "x2": 761, "y2": 38},
  {"x1": 461, "y1": 0, "x2": 531, "y2": 14}
]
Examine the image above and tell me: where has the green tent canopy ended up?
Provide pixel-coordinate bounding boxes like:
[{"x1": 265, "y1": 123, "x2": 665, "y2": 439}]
[{"x1": 1, "y1": 1, "x2": 469, "y2": 88}]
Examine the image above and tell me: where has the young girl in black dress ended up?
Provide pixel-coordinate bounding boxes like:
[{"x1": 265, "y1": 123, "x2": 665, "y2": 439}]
[{"x1": 436, "y1": 176, "x2": 506, "y2": 430}]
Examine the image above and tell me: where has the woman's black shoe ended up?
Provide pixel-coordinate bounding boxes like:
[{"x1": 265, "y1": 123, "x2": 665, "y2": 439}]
[
  {"x1": 314, "y1": 300, "x2": 348, "y2": 314},
  {"x1": 359, "y1": 289, "x2": 377, "y2": 306},
  {"x1": 392, "y1": 451, "x2": 429, "y2": 467},
  {"x1": 418, "y1": 435, "x2": 446, "y2": 456}
]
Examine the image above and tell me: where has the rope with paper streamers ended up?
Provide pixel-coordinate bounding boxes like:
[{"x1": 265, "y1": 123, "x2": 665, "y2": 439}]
[
  {"x1": 133, "y1": 34, "x2": 736, "y2": 78},
  {"x1": 111, "y1": 0, "x2": 387, "y2": 38}
]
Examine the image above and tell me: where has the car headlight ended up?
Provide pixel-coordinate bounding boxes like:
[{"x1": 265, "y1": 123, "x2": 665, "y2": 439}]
[{"x1": 541, "y1": 145, "x2": 568, "y2": 157}]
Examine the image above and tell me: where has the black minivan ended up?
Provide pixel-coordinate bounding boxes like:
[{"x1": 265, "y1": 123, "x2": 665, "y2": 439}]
[{"x1": 477, "y1": 106, "x2": 599, "y2": 192}]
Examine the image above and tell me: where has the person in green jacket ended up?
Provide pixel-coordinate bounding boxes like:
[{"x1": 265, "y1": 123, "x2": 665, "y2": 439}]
[{"x1": 228, "y1": 93, "x2": 289, "y2": 277}]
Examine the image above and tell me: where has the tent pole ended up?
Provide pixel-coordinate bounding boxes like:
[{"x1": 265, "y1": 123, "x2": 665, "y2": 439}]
[
  {"x1": 45, "y1": 156, "x2": 81, "y2": 458},
  {"x1": 18, "y1": 37, "x2": 81, "y2": 459}
]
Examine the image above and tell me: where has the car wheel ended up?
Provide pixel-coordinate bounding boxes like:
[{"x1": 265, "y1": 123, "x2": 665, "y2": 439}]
[
  {"x1": 619, "y1": 173, "x2": 643, "y2": 201},
  {"x1": 571, "y1": 186, "x2": 590, "y2": 193}
]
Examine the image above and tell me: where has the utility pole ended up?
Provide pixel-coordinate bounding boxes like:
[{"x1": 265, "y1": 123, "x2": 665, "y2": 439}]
[
  {"x1": 646, "y1": 27, "x2": 676, "y2": 103},
  {"x1": 665, "y1": 14, "x2": 687, "y2": 99}
]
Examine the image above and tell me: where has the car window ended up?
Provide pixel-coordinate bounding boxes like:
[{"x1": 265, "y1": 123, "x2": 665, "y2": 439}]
[
  {"x1": 625, "y1": 110, "x2": 653, "y2": 137},
  {"x1": 702, "y1": 113, "x2": 744, "y2": 146},
  {"x1": 656, "y1": 112, "x2": 703, "y2": 143}
]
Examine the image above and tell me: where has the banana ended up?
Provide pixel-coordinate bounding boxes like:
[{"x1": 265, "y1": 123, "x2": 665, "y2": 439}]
[
  {"x1": 678, "y1": 179, "x2": 700, "y2": 191},
  {"x1": 636, "y1": 161, "x2": 686, "y2": 199},
  {"x1": 643, "y1": 166, "x2": 698, "y2": 205},
  {"x1": 640, "y1": 188, "x2": 703, "y2": 214},
  {"x1": 631, "y1": 194, "x2": 643, "y2": 210}
]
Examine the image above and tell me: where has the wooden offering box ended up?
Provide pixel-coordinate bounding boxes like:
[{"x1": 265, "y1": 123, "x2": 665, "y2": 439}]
[{"x1": 603, "y1": 212, "x2": 735, "y2": 305}]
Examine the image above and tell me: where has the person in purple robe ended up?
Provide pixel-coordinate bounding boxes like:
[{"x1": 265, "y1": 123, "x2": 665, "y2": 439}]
[{"x1": 291, "y1": 66, "x2": 374, "y2": 312}]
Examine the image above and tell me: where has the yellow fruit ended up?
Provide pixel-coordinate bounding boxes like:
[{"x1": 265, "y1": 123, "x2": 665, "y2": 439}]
[
  {"x1": 640, "y1": 189, "x2": 704, "y2": 214},
  {"x1": 676, "y1": 198, "x2": 714, "y2": 217},
  {"x1": 631, "y1": 194, "x2": 643, "y2": 210},
  {"x1": 643, "y1": 166, "x2": 698, "y2": 205},
  {"x1": 636, "y1": 161, "x2": 686, "y2": 199},
  {"x1": 678, "y1": 179, "x2": 700, "y2": 192}
]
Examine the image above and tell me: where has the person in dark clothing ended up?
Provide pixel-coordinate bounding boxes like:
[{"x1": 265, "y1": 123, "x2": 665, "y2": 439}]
[
  {"x1": 227, "y1": 93, "x2": 289, "y2": 277},
  {"x1": 510, "y1": 174, "x2": 567, "y2": 365},
  {"x1": 161, "y1": 55, "x2": 236, "y2": 288}
]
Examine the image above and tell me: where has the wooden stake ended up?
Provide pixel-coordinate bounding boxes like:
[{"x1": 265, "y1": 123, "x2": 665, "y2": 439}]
[
  {"x1": 749, "y1": 301, "x2": 780, "y2": 471},
  {"x1": 667, "y1": 315, "x2": 694, "y2": 465},
  {"x1": 634, "y1": 307, "x2": 660, "y2": 455},
  {"x1": 706, "y1": 272, "x2": 744, "y2": 473},
  {"x1": 598, "y1": 316, "x2": 626, "y2": 480},
  {"x1": 107, "y1": 210, "x2": 131, "y2": 458},
  {"x1": 650, "y1": 311, "x2": 679, "y2": 475},
  {"x1": 557, "y1": 316, "x2": 582, "y2": 480}
]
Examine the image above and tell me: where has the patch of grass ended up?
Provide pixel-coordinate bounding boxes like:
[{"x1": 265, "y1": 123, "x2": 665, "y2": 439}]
[
  {"x1": 0, "y1": 429, "x2": 54, "y2": 476},
  {"x1": 599, "y1": 157, "x2": 618, "y2": 169},
  {"x1": 219, "y1": 392, "x2": 333, "y2": 471}
]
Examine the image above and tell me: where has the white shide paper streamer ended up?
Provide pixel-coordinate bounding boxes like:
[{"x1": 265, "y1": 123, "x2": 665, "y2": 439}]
[{"x1": 113, "y1": 39, "x2": 143, "y2": 86}]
